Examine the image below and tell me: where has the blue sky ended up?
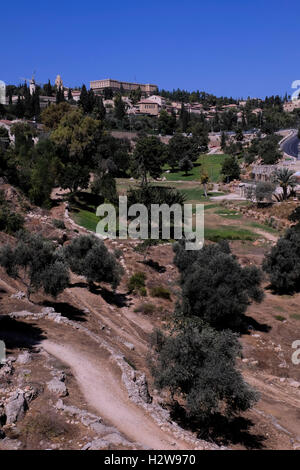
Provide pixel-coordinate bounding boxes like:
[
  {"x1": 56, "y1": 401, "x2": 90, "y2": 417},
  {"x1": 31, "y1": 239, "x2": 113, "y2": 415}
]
[{"x1": 1, "y1": 0, "x2": 300, "y2": 98}]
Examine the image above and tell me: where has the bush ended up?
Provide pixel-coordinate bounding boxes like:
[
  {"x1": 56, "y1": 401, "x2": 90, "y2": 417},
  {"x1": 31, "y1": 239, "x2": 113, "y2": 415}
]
[
  {"x1": 150, "y1": 286, "x2": 171, "y2": 300},
  {"x1": 263, "y1": 226, "x2": 300, "y2": 294},
  {"x1": 134, "y1": 302, "x2": 156, "y2": 315},
  {"x1": 0, "y1": 232, "x2": 69, "y2": 299},
  {"x1": 173, "y1": 239, "x2": 264, "y2": 331},
  {"x1": 0, "y1": 191, "x2": 24, "y2": 234},
  {"x1": 151, "y1": 324, "x2": 259, "y2": 422},
  {"x1": 128, "y1": 272, "x2": 146, "y2": 294},
  {"x1": 64, "y1": 235, "x2": 123, "y2": 290},
  {"x1": 52, "y1": 219, "x2": 66, "y2": 230}
]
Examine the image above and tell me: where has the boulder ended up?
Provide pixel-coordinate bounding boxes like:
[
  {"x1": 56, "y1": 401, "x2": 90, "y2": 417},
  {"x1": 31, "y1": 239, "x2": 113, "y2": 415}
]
[
  {"x1": 136, "y1": 374, "x2": 152, "y2": 404},
  {"x1": 47, "y1": 378, "x2": 68, "y2": 397},
  {"x1": 5, "y1": 391, "x2": 27, "y2": 424},
  {"x1": 16, "y1": 352, "x2": 31, "y2": 365}
]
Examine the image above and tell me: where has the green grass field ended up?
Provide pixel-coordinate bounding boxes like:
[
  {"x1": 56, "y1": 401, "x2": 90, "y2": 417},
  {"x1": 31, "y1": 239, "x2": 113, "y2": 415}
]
[
  {"x1": 204, "y1": 226, "x2": 256, "y2": 242},
  {"x1": 178, "y1": 188, "x2": 224, "y2": 202},
  {"x1": 163, "y1": 154, "x2": 228, "y2": 182},
  {"x1": 71, "y1": 209, "x2": 99, "y2": 232},
  {"x1": 214, "y1": 208, "x2": 242, "y2": 219}
]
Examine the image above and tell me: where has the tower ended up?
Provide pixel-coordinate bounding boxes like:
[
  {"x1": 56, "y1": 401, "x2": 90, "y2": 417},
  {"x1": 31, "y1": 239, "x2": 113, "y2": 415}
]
[
  {"x1": 55, "y1": 75, "x2": 63, "y2": 90},
  {"x1": 29, "y1": 76, "x2": 36, "y2": 95}
]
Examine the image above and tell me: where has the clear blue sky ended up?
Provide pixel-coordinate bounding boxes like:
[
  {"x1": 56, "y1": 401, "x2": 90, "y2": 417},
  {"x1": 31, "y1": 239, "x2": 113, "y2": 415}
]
[{"x1": 1, "y1": 0, "x2": 300, "y2": 98}]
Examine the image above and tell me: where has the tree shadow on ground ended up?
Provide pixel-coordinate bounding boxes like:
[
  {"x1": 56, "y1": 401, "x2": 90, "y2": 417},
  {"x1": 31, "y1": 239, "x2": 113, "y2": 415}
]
[
  {"x1": 0, "y1": 316, "x2": 46, "y2": 351},
  {"x1": 41, "y1": 301, "x2": 88, "y2": 322},
  {"x1": 140, "y1": 259, "x2": 166, "y2": 273},
  {"x1": 170, "y1": 402, "x2": 266, "y2": 449},
  {"x1": 69, "y1": 191, "x2": 104, "y2": 212},
  {"x1": 241, "y1": 315, "x2": 272, "y2": 334},
  {"x1": 69, "y1": 282, "x2": 89, "y2": 289},
  {"x1": 90, "y1": 285, "x2": 131, "y2": 308}
]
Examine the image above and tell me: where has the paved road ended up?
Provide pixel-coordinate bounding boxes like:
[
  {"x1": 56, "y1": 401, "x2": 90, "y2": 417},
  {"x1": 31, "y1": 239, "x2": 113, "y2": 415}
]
[{"x1": 281, "y1": 131, "x2": 300, "y2": 159}]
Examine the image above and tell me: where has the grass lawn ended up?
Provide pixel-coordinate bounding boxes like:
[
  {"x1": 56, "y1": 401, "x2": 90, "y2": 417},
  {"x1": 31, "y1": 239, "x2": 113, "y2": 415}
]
[
  {"x1": 178, "y1": 187, "x2": 224, "y2": 202},
  {"x1": 163, "y1": 154, "x2": 228, "y2": 182},
  {"x1": 204, "y1": 226, "x2": 256, "y2": 242},
  {"x1": 247, "y1": 221, "x2": 279, "y2": 234},
  {"x1": 71, "y1": 208, "x2": 99, "y2": 232},
  {"x1": 214, "y1": 208, "x2": 243, "y2": 219}
]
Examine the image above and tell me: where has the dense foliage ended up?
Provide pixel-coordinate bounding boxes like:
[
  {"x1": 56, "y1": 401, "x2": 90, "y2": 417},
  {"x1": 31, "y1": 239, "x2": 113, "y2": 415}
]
[{"x1": 173, "y1": 240, "x2": 264, "y2": 331}]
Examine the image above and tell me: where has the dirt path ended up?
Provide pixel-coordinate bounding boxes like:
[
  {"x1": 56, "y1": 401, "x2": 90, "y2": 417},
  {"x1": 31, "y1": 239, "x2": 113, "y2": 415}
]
[{"x1": 42, "y1": 340, "x2": 195, "y2": 450}]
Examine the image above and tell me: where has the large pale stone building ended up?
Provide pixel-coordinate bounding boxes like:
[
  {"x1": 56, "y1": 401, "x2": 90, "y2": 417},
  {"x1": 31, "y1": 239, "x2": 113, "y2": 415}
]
[{"x1": 90, "y1": 78, "x2": 158, "y2": 96}]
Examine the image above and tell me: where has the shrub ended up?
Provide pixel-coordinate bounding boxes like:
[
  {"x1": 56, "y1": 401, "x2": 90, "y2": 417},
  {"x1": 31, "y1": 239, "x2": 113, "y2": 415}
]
[
  {"x1": 173, "y1": 239, "x2": 264, "y2": 331},
  {"x1": 64, "y1": 235, "x2": 123, "y2": 290},
  {"x1": 150, "y1": 286, "x2": 171, "y2": 300},
  {"x1": 263, "y1": 226, "x2": 300, "y2": 294},
  {"x1": 134, "y1": 302, "x2": 156, "y2": 315},
  {"x1": 274, "y1": 315, "x2": 285, "y2": 322},
  {"x1": 52, "y1": 219, "x2": 66, "y2": 230},
  {"x1": 151, "y1": 324, "x2": 259, "y2": 422},
  {"x1": 139, "y1": 286, "x2": 147, "y2": 297},
  {"x1": 127, "y1": 272, "x2": 146, "y2": 294},
  {"x1": 0, "y1": 191, "x2": 24, "y2": 234},
  {"x1": 0, "y1": 232, "x2": 69, "y2": 299}
]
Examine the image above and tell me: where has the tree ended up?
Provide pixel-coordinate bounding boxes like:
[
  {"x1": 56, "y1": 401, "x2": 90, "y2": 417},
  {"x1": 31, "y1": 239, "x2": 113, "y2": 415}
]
[
  {"x1": 0, "y1": 191, "x2": 24, "y2": 234},
  {"x1": 28, "y1": 139, "x2": 59, "y2": 207},
  {"x1": 91, "y1": 172, "x2": 117, "y2": 203},
  {"x1": 158, "y1": 110, "x2": 176, "y2": 135},
  {"x1": 235, "y1": 127, "x2": 244, "y2": 142},
  {"x1": 173, "y1": 240, "x2": 264, "y2": 331},
  {"x1": 79, "y1": 84, "x2": 89, "y2": 111},
  {"x1": 15, "y1": 96, "x2": 25, "y2": 119},
  {"x1": 103, "y1": 87, "x2": 113, "y2": 100},
  {"x1": 200, "y1": 171, "x2": 209, "y2": 197},
  {"x1": 179, "y1": 103, "x2": 189, "y2": 132},
  {"x1": 64, "y1": 235, "x2": 123, "y2": 290},
  {"x1": 131, "y1": 136, "x2": 166, "y2": 186},
  {"x1": 41, "y1": 102, "x2": 71, "y2": 130},
  {"x1": 221, "y1": 155, "x2": 240, "y2": 182},
  {"x1": 93, "y1": 95, "x2": 106, "y2": 121},
  {"x1": 255, "y1": 181, "x2": 275, "y2": 203},
  {"x1": 288, "y1": 206, "x2": 300, "y2": 226},
  {"x1": 151, "y1": 324, "x2": 259, "y2": 423},
  {"x1": 94, "y1": 134, "x2": 130, "y2": 176},
  {"x1": 51, "y1": 108, "x2": 102, "y2": 193},
  {"x1": 179, "y1": 156, "x2": 193, "y2": 175},
  {"x1": 0, "y1": 233, "x2": 69, "y2": 299},
  {"x1": 44, "y1": 79, "x2": 53, "y2": 97},
  {"x1": 272, "y1": 168, "x2": 297, "y2": 201},
  {"x1": 114, "y1": 94, "x2": 126, "y2": 121},
  {"x1": 263, "y1": 226, "x2": 300, "y2": 294},
  {"x1": 249, "y1": 134, "x2": 282, "y2": 165},
  {"x1": 56, "y1": 87, "x2": 65, "y2": 104},
  {"x1": 167, "y1": 133, "x2": 198, "y2": 169},
  {"x1": 190, "y1": 122, "x2": 209, "y2": 154}
]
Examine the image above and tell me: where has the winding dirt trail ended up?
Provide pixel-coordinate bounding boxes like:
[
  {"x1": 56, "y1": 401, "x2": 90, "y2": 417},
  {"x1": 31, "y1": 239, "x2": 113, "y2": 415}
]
[{"x1": 42, "y1": 339, "x2": 194, "y2": 450}]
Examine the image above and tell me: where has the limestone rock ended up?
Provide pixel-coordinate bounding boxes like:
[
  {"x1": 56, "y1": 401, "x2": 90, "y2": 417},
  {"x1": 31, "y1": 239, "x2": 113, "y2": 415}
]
[
  {"x1": 5, "y1": 391, "x2": 27, "y2": 424},
  {"x1": 16, "y1": 352, "x2": 31, "y2": 365},
  {"x1": 47, "y1": 378, "x2": 68, "y2": 397}
]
